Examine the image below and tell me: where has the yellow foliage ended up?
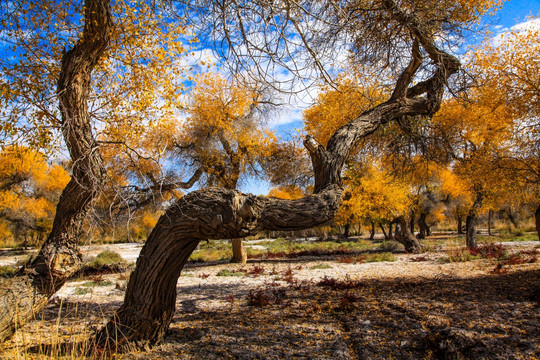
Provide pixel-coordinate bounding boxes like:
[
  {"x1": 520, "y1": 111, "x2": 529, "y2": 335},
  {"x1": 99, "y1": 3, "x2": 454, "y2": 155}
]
[
  {"x1": 1, "y1": 0, "x2": 193, "y2": 150},
  {"x1": 0, "y1": 146, "x2": 69, "y2": 238},
  {"x1": 0, "y1": 221, "x2": 12, "y2": 241},
  {"x1": 140, "y1": 212, "x2": 159, "y2": 229},
  {"x1": 267, "y1": 186, "x2": 304, "y2": 200},
  {"x1": 178, "y1": 72, "x2": 277, "y2": 189},
  {"x1": 304, "y1": 75, "x2": 386, "y2": 146},
  {"x1": 336, "y1": 163, "x2": 413, "y2": 225}
]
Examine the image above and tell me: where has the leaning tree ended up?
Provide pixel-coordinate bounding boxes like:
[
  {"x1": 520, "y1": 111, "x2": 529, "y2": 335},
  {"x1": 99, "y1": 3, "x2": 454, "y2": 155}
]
[
  {"x1": 0, "y1": 0, "x2": 112, "y2": 341},
  {"x1": 0, "y1": 0, "x2": 499, "y2": 349},
  {"x1": 0, "y1": 0, "x2": 201, "y2": 342},
  {"x1": 92, "y1": 0, "x2": 500, "y2": 350}
]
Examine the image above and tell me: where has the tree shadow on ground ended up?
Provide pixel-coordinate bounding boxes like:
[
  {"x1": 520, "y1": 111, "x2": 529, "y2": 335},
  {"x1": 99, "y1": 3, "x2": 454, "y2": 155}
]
[{"x1": 162, "y1": 268, "x2": 540, "y2": 360}]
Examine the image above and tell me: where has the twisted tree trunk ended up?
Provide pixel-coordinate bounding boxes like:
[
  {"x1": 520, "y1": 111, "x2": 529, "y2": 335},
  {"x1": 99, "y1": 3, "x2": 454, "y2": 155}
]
[
  {"x1": 0, "y1": 0, "x2": 111, "y2": 342},
  {"x1": 94, "y1": 8, "x2": 459, "y2": 350},
  {"x1": 94, "y1": 186, "x2": 343, "y2": 349},
  {"x1": 394, "y1": 215, "x2": 422, "y2": 253}
]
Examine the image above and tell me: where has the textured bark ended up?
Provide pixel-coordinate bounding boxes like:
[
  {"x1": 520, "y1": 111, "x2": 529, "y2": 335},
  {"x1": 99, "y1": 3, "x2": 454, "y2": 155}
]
[
  {"x1": 95, "y1": 6, "x2": 459, "y2": 349},
  {"x1": 94, "y1": 186, "x2": 343, "y2": 349},
  {"x1": 466, "y1": 192, "x2": 483, "y2": 249},
  {"x1": 0, "y1": 0, "x2": 111, "y2": 343},
  {"x1": 230, "y1": 238, "x2": 247, "y2": 263},
  {"x1": 394, "y1": 216, "x2": 422, "y2": 253}
]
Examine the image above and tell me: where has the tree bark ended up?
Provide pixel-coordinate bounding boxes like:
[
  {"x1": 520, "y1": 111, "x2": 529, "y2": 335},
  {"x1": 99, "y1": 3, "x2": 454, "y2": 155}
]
[
  {"x1": 0, "y1": 0, "x2": 111, "y2": 343},
  {"x1": 466, "y1": 192, "x2": 483, "y2": 249},
  {"x1": 457, "y1": 215, "x2": 464, "y2": 234},
  {"x1": 230, "y1": 238, "x2": 247, "y2": 263},
  {"x1": 394, "y1": 216, "x2": 422, "y2": 253},
  {"x1": 369, "y1": 221, "x2": 376, "y2": 240},
  {"x1": 94, "y1": 9, "x2": 459, "y2": 350},
  {"x1": 379, "y1": 222, "x2": 389, "y2": 240},
  {"x1": 93, "y1": 186, "x2": 343, "y2": 349}
]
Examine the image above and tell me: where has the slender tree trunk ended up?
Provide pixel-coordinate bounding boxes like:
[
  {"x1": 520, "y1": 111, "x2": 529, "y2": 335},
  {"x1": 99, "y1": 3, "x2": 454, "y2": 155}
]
[
  {"x1": 369, "y1": 221, "x2": 375, "y2": 240},
  {"x1": 457, "y1": 215, "x2": 464, "y2": 234},
  {"x1": 409, "y1": 213, "x2": 415, "y2": 235},
  {"x1": 230, "y1": 238, "x2": 247, "y2": 263},
  {"x1": 488, "y1": 209, "x2": 492, "y2": 236},
  {"x1": 417, "y1": 212, "x2": 430, "y2": 239},
  {"x1": 394, "y1": 216, "x2": 422, "y2": 253},
  {"x1": 466, "y1": 192, "x2": 483, "y2": 249},
  {"x1": 0, "y1": 0, "x2": 111, "y2": 343},
  {"x1": 535, "y1": 204, "x2": 540, "y2": 241},
  {"x1": 388, "y1": 222, "x2": 393, "y2": 239},
  {"x1": 343, "y1": 223, "x2": 350, "y2": 238},
  {"x1": 379, "y1": 222, "x2": 389, "y2": 240}
]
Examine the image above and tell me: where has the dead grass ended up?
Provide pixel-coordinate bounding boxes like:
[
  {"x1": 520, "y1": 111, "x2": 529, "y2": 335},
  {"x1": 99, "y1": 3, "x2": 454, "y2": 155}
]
[{"x1": 1, "y1": 234, "x2": 539, "y2": 359}]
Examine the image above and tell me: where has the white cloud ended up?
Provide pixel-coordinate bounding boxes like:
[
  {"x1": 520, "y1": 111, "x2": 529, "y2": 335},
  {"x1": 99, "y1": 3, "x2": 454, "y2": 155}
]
[{"x1": 491, "y1": 17, "x2": 540, "y2": 46}]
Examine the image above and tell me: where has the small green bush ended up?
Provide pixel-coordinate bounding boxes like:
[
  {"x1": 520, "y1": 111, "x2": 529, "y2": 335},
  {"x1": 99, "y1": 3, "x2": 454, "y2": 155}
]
[
  {"x1": 364, "y1": 252, "x2": 397, "y2": 263},
  {"x1": 82, "y1": 280, "x2": 113, "y2": 287},
  {"x1": 378, "y1": 241, "x2": 400, "y2": 252},
  {"x1": 439, "y1": 248, "x2": 483, "y2": 263},
  {"x1": 74, "y1": 287, "x2": 92, "y2": 295},
  {"x1": 0, "y1": 265, "x2": 16, "y2": 278},
  {"x1": 310, "y1": 263, "x2": 332, "y2": 270},
  {"x1": 87, "y1": 250, "x2": 127, "y2": 268},
  {"x1": 216, "y1": 269, "x2": 244, "y2": 276},
  {"x1": 189, "y1": 248, "x2": 232, "y2": 262}
]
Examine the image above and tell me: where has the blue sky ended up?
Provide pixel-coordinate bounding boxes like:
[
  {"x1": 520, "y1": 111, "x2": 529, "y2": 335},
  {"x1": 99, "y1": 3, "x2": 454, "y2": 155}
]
[
  {"x1": 495, "y1": 0, "x2": 540, "y2": 28},
  {"x1": 240, "y1": 0, "x2": 540, "y2": 195}
]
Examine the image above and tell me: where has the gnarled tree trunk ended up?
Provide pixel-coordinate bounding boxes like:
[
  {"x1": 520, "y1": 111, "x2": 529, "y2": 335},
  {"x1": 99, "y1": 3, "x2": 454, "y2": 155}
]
[
  {"x1": 94, "y1": 186, "x2": 343, "y2": 349},
  {"x1": 0, "y1": 0, "x2": 111, "y2": 343},
  {"x1": 466, "y1": 192, "x2": 483, "y2": 249},
  {"x1": 394, "y1": 215, "x2": 422, "y2": 253},
  {"x1": 94, "y1": 10, "x2": 459, "y2": 350}
]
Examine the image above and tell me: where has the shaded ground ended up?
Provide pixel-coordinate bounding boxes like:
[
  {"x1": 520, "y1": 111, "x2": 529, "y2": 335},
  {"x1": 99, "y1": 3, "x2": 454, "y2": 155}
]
[{"x1": 0, "y1": 240, "x2": 539, "y2": 359}]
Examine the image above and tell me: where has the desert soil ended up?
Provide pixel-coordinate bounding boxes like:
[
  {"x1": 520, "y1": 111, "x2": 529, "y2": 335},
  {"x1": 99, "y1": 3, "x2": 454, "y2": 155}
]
[{"x1": 0, "y1": 240, "x2": 539, "y2": 359}]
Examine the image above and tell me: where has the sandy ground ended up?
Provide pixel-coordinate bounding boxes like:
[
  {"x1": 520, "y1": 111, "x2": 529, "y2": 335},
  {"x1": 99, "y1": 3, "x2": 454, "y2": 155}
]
[{"x1": 0, "y1": 240, "x2": 539, "y2": 359}]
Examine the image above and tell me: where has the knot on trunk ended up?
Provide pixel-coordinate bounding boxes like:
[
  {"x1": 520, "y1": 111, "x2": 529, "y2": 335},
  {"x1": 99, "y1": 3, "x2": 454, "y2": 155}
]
[{"x1": 233, "y1": 193, "x2": 262, "y2": 234}]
